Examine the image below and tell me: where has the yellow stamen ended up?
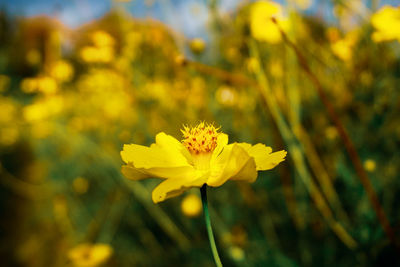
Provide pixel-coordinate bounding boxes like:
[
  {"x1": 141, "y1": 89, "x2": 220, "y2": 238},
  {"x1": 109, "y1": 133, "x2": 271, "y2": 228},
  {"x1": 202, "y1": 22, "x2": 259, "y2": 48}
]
[{"x1": 181, "y1": 122, "x2": 220, "y2": 154}]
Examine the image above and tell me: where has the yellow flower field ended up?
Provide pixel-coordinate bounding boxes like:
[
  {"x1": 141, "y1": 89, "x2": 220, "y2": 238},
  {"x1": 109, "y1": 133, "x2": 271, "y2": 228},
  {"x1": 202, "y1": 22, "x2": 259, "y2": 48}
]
[{"x1": 0, "y1": 1, "x2": 399, "y2": 266}]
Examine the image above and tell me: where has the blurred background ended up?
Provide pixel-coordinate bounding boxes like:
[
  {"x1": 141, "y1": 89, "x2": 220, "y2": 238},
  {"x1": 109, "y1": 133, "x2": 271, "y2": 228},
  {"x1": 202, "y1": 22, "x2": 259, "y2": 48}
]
[{"x1": 0, "y1": 0, "x2": 400, "y2": 266}]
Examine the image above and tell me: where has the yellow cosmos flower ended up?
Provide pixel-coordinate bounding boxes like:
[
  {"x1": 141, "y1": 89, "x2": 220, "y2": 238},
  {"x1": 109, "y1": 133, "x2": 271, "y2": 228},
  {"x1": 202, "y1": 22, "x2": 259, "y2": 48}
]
[
  {"x1": 330, "y1": 30, "x2": 359, "y2": 62},
  {"x1": 92, "y1": 31, "x2": 115, "y2": 48},
  {"x1": 371, "y1": 5, "x2": 400, "y2": 43},
  {"x1": 121, "y1": 122, "x2": 286, "y2": 203},
  {"x1": 68, "y1": 243, "x2": 113, "y2": 267},
  {"x1": 364, "y1": 159, "x2": 376, "y2": 172},
  {"x1": 50, "y1": 60, "x2": 74, "y2": 82},
  {"x1": 250, "y1": 0, "x2": 290, "y2": 44},
  {"x1": 181, "y1": 193, "x2": 202, "y2": 217},
  {"x1": 189, "y1": 38, "x2": 206, "y2": 54}
]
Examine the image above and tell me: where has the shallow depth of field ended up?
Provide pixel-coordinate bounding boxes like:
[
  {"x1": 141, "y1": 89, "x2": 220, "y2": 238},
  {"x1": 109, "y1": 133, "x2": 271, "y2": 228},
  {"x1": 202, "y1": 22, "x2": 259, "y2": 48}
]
[{"x1": 1, "y1": 0, "x2": 400, "y2": 266}]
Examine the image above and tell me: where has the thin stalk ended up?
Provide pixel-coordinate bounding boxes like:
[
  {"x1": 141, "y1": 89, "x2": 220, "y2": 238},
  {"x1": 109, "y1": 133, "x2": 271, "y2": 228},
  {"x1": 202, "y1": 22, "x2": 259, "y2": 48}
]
[
  {"x1": 248, "y1": 40, "x2": 357, "y2": 249},
  {"x1": 200, "y1": 185, "x2": 223, "y2": 267},
  {"x1": 271, "y1": 18, "x2": 397, "y2": 249}
]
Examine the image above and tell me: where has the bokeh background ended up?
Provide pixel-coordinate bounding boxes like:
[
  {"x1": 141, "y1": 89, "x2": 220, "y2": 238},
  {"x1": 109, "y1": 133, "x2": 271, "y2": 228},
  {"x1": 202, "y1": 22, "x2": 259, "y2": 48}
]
[{"x1": 1, "y1": 0, "x2": 400, "y2": 266}]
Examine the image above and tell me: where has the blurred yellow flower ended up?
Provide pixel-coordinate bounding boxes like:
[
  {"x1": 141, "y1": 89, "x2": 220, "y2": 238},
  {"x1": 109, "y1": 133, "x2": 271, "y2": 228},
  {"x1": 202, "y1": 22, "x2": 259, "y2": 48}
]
[
  {"x1": 181, "y1": 193, "x2": 202, "y2": 217},
  {"x1": 246, "y1": 57, "x2": 261, "y2": 73},
  {"x1": 23, "y1": 95, "x2": 63, "y2": 122},
  {"x1": 215, "y1": 85, "x2": 236, "y2": 107},
  {"x1": 79, "y1": 31, "x2": 116, "y2": 63},
  {"x1": 37, "y1": 76, "x2": 58, "y2": 94},
  {"x1": 331, "y1": 39, "x2": 352, "y2": 61},
  {"x1": 250, "y1": 0, "x2": 290, "y2": 44},
  {"x1": 80, "y1": 46, "x2": 114, "y2": 63},
  {"x1": 330, "y1": 30, "x2": 358, "y2": 62},
  {"x1": 364, "y1": 159, "x2": 376, "y2": 172},
  {"x1": 21, "y1": 78, "x2": 37, "y2": 93},
  {"x1": 121, "y1": 122, "x2": 286, "y2": 203},
  {"x1": 68, "y1": 243, "x2": 113, "y2": 267},
  {"x1": 50, "y1": 60, "x2": 74, "y2": 82},
  {"x1": 189, "y1": 38, "x2": 206, "y2": 54},
  {"x1": 229, "y1": 246, "x2": 245, "y2": 261},
  {"x1": 371, "y1": 5, "x2": 400, "y2": 43},
  {"x1": 92, "y1": 30, "x2": 115, "y2": 48},
  {"x1": 21, "y1": 76, "x2": 58, "y2": 94}
]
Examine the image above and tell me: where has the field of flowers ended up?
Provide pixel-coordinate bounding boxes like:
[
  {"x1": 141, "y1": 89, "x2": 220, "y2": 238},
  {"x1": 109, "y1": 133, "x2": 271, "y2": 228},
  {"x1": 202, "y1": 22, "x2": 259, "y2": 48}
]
[{"x1": 0, "y1": 1, "x2": 400, "y2": 266}]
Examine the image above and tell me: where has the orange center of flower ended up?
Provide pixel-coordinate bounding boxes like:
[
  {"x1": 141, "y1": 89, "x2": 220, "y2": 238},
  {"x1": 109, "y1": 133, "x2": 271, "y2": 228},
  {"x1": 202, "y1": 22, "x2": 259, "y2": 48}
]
[{"x1": 181, "y1": 122, "x2": 219, "y2": 154}]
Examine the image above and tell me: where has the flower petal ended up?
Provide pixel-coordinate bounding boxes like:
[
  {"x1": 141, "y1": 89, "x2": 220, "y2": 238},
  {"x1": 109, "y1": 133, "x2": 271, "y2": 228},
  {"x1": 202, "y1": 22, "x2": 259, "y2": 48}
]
[
  {"x1": 207, "y1": 144, "x2": 256, "y2": 187},
  {"x1": 152, "y1": 172, "x2": 208, "y2": 203},
  {"x1": 121, "y1": 135, "x2": 191, "y2": 169},
  {"x1": 230, "y1": 157, "x2": 258, "y2": 183},
  {"x1": 211, "y1": 133, "x2": 228, "y2": 161},
  {"x1": 121, "y1": 164, "x2": 195, "y2": 180},
  {"x1": 238, "y1": 143, "x2": 287, "y2": 170},
  {"x1": 121, "y1": 165, "x2": 150, "y2": 180},
  {"x1": 155, "y1": 132, "x2": 193, "y2": 164}
]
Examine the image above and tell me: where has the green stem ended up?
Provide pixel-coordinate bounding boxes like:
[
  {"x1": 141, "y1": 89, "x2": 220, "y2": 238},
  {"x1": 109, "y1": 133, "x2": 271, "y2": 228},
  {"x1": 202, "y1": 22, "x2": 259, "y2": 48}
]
[{"x1": 200, "y1": 185, "x2": 223, "y2": 267}]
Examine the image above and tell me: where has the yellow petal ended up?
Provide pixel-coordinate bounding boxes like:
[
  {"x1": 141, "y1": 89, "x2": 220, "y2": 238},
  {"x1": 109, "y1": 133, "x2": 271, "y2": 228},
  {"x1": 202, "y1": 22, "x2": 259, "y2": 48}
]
[
  {"x1": 239, "y1": 143, "x2": 287, "y2": 170},
  {"x1": 230, "y1": 157, "x2": 258, "y2": 183},
  {"x1": 152, "y1": 172, "x2": 208, "y2": 203},
  {"x1": 155, "y1": 132, "x2": 193, "y2": 164},
  {"x1": 121, "y1": 134, "x2": 191, "y2": 169},
  {"x1": 121, "y1": 134, "x2": 196, "y2": 181},
  {"x1": 121, "y1": 165, "x2": 150, "y2": 180},
  {"x1": 211, "y1": 133, "x2": 228, "y2": 161},
  {"x1": 207, "y1": 144, "x2": 255, "y2": 187},
  {"x1": 121, "y1": 164, "x2": 195, "y2": 180}
]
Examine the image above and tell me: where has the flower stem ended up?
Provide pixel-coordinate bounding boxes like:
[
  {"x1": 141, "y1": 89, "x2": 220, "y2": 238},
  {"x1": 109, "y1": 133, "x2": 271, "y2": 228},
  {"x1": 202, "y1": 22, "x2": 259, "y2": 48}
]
[{"x1": 200, "y1": 185, "x2": 223, "y2": 267}]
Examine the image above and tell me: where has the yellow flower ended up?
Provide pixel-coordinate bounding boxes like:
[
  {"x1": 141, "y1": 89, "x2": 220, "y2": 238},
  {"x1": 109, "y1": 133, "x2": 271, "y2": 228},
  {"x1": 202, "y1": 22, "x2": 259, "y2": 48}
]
[
  {"x1": 50, "y1": 60, "x2": 74, "y2": 82},
  {"x1": 371, "y1": 5, "x2": 400, "y2": 43},
  {"x1": 364, "y1": 159, "x2": 376, "y2": 172},
  {"x1": 181, "y1": 193, "x2": 202, "y2": 217},
  {"x1": 37, "y1": 76, "x2": 58, "y2": 94},
  {"x1": 92, "y1": 31, "x2": 115, "y2": 48},
  {"x1": 229, "y1": 246, "x2": 245, "y2": 261},
  {"x1": 21, "y1": 76, "x2": 58, "y2": 94},
  {"x1": 250, "y1": 0, "x2": 290, "y2": 44},
  {"x1": 330, "y1": 30, "x2": 358, "y2": 62},
  {"x1": 215, "y1": 85, "x2": 237, "y2": 107},
  {"x1": 68, "y1": 243, "x2": 113, "y2": 267},
  {"x1": 189, "y1": 38, "x2": 206, "y2": 54},
  {"x1": 121, "y1": 122, "x2": 287, "y2": 203},
  {"x1": 80, "y1": 46, "x2": 114, "y2": 63},
  {"x1": 21, "y1": 78, "x2": 38, "y2": 93}
]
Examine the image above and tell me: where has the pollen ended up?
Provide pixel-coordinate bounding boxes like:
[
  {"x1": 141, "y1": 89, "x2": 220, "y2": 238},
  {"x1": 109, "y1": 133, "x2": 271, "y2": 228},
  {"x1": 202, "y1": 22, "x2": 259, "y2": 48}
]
[{"x1": 181, "y1": 122, "x2": 220, "y2": 154}]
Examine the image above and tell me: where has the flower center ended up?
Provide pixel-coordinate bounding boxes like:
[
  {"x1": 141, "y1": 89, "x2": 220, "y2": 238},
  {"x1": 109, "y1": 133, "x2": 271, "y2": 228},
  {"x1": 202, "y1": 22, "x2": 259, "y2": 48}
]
[{"x1": 181, "y1": 122, "x2": 219, "y2": 155}]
